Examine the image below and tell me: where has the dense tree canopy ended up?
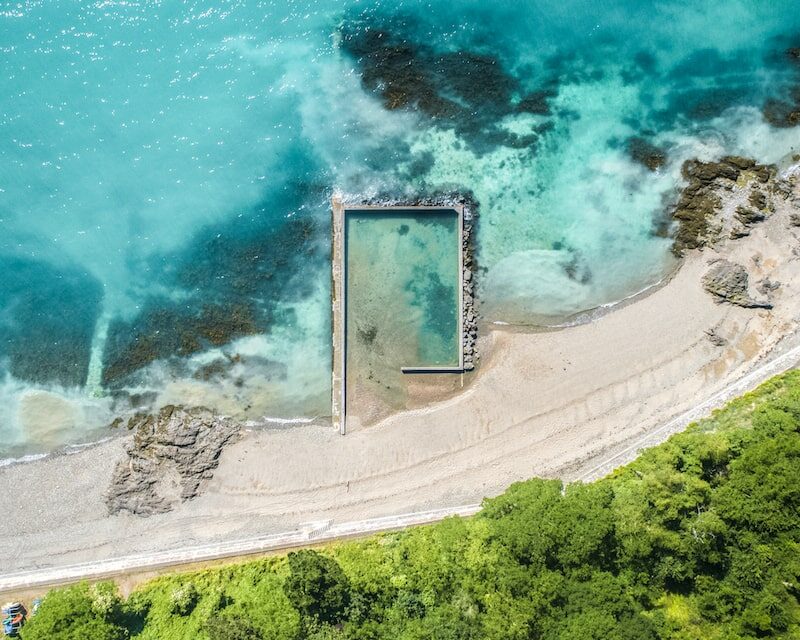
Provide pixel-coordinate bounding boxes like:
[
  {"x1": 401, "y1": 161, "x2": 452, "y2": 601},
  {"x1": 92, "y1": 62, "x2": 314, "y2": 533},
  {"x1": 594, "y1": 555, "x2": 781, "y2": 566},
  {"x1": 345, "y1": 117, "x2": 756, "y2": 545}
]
[{"x1": 20, "y1": 370, "x2": 800, "y2": 639}]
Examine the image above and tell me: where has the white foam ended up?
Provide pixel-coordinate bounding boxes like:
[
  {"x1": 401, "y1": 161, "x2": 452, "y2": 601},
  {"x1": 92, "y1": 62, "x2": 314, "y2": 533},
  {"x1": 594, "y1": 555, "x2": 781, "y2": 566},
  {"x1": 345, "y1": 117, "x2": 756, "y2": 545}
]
[
  {"x1": 259, "y1": 416, "x2": 317, "y2": 425},
  {"x1": 0, "y1": 453, "x2": 48, "y2": 469}
]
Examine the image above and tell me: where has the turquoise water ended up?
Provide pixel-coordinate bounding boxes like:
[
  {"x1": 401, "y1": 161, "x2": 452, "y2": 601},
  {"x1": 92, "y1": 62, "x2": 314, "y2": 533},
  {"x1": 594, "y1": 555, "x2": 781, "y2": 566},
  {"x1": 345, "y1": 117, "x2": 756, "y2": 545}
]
[
  {"x1": 1, "y1": 1, "x2": 799, "y2": 457},
  {"x1": 345, "y1": 209, "x2": 460, "y2": 372}
]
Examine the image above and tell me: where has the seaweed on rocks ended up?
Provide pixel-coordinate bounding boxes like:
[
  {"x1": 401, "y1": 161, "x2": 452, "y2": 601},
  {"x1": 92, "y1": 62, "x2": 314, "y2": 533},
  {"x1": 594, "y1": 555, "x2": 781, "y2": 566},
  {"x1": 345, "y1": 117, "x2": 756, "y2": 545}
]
[
  {"x1": 105, "y1": 405, "x2": 240, "y2": 516},
  {"x1": 734, "y1": 205, "x2": 766, "y2": 226},
  {"x1": 338, "y1": 15, "x2": 553, "y2": 154},
  {"x1": 749, "y1": 189, "x2": 768, "y2": 210},
  {"x1": 670, "y1": 156, "x2": 776, "y2": 255},
  {"x1": 102, "y1": 302, "x2": 263, "y2": 385}
]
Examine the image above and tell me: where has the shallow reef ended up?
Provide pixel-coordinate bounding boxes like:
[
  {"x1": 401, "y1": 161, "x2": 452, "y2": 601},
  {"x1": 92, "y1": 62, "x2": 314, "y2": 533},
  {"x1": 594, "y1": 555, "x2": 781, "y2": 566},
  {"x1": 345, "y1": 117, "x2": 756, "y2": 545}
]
[
  {"x1": 102, "y1": 187, "x2": 328, "y2": 386},
  {"x1": 338, "y1": 14, "x2": 554, "y2": 154}
]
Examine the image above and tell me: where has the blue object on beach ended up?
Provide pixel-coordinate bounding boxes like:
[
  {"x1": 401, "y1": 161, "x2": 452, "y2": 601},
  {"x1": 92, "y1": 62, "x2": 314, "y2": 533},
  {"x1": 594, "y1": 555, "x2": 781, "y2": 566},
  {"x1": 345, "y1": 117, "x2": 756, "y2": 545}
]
[{"x1": 1, "y1": 602, "x2": 26, "y2": 637}]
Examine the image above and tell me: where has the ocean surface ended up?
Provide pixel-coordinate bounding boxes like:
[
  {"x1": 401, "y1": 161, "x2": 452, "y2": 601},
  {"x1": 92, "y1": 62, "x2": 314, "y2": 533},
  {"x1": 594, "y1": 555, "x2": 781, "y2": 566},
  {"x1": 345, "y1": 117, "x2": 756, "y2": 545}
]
[{"x1": 1, "y1": 1, "x2": 800, "y2": 458}]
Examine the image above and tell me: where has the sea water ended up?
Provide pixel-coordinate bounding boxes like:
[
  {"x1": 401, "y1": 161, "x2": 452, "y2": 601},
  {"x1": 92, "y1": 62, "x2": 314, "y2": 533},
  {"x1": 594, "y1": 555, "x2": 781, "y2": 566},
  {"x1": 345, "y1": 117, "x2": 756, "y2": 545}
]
[{"x1": 1, "y1": 1, "x2": 800, "y2": 457}]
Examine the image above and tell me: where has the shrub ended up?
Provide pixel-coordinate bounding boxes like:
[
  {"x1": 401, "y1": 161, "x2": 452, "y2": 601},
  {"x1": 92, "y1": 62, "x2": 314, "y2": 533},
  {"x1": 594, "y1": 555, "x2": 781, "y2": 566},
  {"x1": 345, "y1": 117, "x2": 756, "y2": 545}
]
[
  {"x1": 169, "y1": 582, "x2": 199, "y2": 616},
  {"x1": 19, "y1": 583, "x2": 127, "y2": 640}
]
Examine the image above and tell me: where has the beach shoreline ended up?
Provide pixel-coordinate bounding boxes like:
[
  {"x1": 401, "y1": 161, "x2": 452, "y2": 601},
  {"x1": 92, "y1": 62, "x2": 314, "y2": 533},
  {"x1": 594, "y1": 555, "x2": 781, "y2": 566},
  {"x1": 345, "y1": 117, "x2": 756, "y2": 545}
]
[{"x1": 1, "y1": 162, "x2": 799, "y2": 580}]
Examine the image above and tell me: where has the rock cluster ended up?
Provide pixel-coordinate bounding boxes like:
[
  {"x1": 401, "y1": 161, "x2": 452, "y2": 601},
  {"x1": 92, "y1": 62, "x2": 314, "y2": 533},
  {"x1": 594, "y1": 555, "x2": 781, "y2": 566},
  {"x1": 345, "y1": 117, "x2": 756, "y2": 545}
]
[
  {"x1": 701, "y1": 260, "x2": 773, "y2": 309},
  {"x1": 671, "y1": 156, "x2": 775, "y2": 255},
  {"x1": 461, "y1": 202, "x2": 479, "y2": 371},
  {"x1": 106, "y1": 405, "x2": 240, "y2": 516}
]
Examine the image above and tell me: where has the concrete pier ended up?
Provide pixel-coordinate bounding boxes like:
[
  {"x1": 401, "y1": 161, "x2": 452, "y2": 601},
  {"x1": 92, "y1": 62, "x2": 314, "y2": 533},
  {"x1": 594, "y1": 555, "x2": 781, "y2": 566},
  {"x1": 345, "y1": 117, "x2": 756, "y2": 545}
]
[{"x1": 331, "y1": 196, "x2": 346, "y2": 435}]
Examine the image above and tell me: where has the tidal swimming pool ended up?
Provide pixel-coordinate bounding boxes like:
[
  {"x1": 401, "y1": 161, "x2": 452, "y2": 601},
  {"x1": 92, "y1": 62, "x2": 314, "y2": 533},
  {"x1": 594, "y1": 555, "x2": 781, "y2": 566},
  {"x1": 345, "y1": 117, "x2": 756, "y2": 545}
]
[{"x1": 345, "y1": 208, "x2": 462, "y2": 375}]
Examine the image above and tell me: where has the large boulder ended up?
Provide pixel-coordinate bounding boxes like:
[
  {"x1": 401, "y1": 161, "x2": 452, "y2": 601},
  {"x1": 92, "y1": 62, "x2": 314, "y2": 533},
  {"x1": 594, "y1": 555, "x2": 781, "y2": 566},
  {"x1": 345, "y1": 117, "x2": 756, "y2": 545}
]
[
  {"x1": 105, "y1": 405, "x2": 240, "y2": 516},
  {"x1": 702, "y1": 260, "x2": 772, "y2": 309}
]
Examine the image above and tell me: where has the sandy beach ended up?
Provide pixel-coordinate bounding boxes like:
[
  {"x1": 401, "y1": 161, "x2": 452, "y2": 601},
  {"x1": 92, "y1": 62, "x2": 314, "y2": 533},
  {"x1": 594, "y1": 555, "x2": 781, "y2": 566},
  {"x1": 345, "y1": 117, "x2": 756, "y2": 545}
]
[{"x1": 1, "y1": 162, "x2": 800, "y2": 580}]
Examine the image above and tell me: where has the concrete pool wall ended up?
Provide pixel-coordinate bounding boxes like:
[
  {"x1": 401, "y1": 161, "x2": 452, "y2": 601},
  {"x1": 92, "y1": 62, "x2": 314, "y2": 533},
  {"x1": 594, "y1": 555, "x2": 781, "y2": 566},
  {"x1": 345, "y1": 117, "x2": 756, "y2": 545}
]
[{"x1": 331, "y1": 198, "x2": 472, "y2": 435}]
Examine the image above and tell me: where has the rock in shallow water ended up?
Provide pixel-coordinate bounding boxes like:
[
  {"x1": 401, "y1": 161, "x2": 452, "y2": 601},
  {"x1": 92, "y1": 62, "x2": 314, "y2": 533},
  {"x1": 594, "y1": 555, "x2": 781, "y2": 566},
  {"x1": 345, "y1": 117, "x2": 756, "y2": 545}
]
[
  {"x1": 106, "y1": 405, "x2": 240, "y2": 517},
  {"x1": 627, "y1": 136, "x2": 668, "y2": 171}
]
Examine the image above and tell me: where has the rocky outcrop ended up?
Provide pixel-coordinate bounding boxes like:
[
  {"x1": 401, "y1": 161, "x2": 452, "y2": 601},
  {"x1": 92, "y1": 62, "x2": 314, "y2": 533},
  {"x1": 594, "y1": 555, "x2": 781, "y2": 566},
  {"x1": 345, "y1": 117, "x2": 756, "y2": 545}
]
[
  {"x1": 461, "y1": 202, "x2": 478, "y2": 371},
  {"x1": 702, "y1": 260, "x2": 772, "y2": 309},
  {"x1": 671, "y1": 156, "x2": 775, "y2": 255},
  {"x1": 106, "y1": 405, "x2": 240, "y2": 516}
]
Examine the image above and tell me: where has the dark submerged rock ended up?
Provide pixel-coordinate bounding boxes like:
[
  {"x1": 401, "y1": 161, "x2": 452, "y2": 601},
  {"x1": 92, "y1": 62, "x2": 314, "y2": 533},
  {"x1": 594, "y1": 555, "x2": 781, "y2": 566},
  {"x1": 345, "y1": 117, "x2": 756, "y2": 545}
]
[
  {"x1": 763, "y1": 97, "x2": 800, "y2": 128},
  {"x1": 103, "y1": 303, "x2": 261, "y2": 385},
  {"x1": 106, "y1": 405, "x2": 240, "y2": 516},
  {"x1": 338, "y1": 16, "x2": 553, "y2": 153},
  {"x1": 102, "y1": 193, "x2": 322, "y2": 386},
  {"x1": 516, "y1": 89, "x2": 557, "y2": 115},
  {"x1": 627, "y1": 137, "x2": 668, "y2": 171},
  {"x1": 0, "y1": 255, "x2": 103, "y2": 387},
  {"x1": 702, "y1": 260, "x2": 772, "y2": 309}
]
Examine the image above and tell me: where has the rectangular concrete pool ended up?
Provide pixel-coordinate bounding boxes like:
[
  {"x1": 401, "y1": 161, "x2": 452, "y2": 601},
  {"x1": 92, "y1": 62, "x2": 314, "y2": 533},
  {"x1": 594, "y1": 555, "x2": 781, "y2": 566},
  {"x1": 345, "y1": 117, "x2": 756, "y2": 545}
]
[{"x1": 331, "y1": 202, "x2": 464, "y2": 434}]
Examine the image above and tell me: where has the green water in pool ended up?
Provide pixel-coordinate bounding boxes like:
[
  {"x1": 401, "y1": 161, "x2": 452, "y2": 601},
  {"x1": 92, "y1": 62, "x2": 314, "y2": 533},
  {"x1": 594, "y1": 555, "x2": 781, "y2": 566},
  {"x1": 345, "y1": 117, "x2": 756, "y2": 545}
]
[{"x1": 345, "y1": 209, "x2": 460, "y2": 376}]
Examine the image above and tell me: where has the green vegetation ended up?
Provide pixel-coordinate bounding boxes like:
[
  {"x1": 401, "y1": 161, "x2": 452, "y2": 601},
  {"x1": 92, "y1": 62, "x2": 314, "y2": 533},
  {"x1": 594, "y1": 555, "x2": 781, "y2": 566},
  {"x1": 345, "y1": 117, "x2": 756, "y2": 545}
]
[{"x1": 21, "y1": 371, "x2": 800, "y2": 639}]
